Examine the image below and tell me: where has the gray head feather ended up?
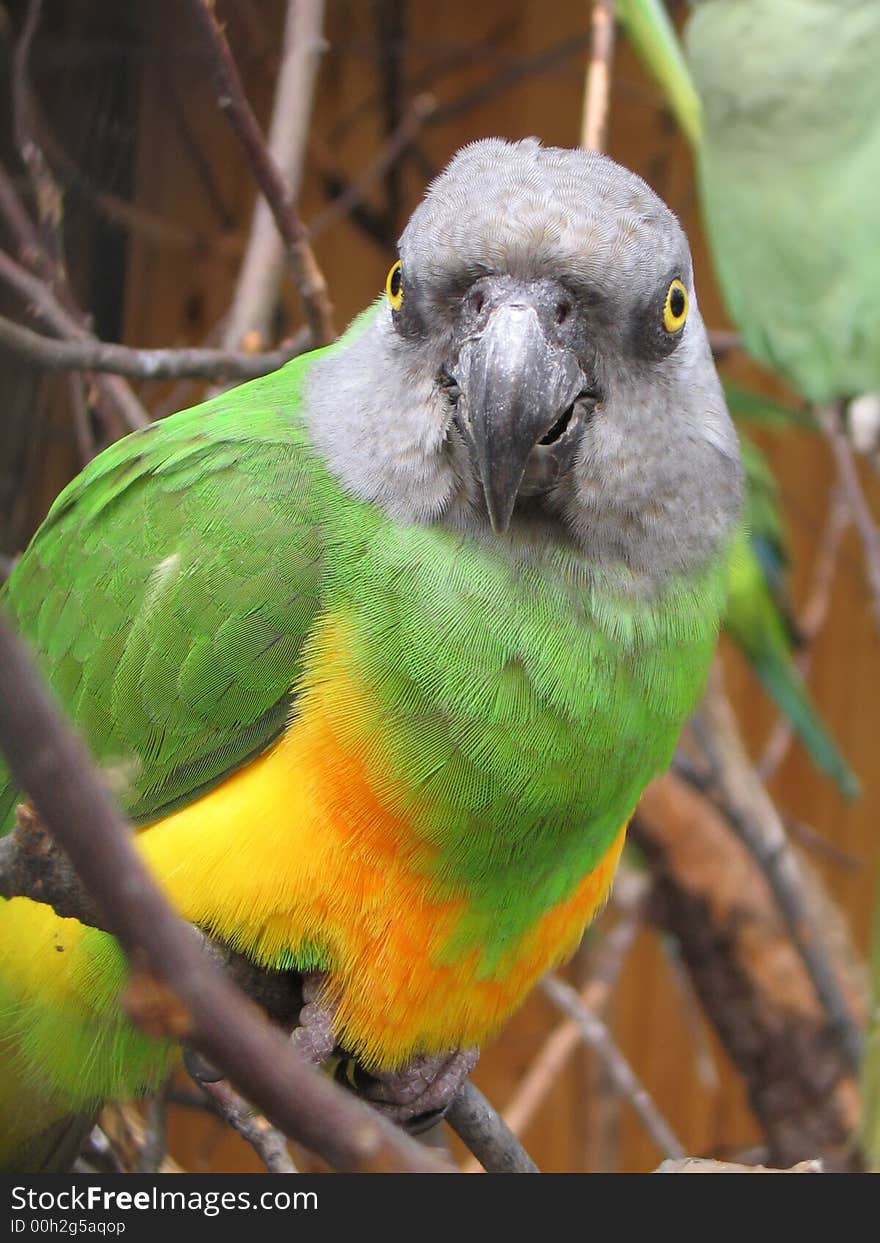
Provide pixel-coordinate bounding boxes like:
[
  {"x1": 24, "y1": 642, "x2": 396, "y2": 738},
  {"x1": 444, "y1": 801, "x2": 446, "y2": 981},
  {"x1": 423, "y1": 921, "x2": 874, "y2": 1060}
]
[{"x1": 305, "y1": 138, "x2": 741, "y2": 595}]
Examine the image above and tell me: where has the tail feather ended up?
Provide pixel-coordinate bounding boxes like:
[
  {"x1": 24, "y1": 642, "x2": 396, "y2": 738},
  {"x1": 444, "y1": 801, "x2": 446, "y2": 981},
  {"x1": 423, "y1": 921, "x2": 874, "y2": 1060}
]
[{"x1": 755, "y1": 656, "x2": 860, "y2": 799}]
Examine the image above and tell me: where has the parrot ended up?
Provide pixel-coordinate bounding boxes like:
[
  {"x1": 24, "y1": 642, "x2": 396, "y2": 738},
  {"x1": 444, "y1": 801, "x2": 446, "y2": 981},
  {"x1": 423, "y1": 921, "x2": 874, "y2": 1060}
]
[
  {"x1": 684, "y1": 0, "x2": 880, "y2": 406},
  {"x1": 0, "y1": 138, "x2": 742, "y2": 1171},
  {"x1": 683, "y1": 0, "x2": 872, "y2": 789}
]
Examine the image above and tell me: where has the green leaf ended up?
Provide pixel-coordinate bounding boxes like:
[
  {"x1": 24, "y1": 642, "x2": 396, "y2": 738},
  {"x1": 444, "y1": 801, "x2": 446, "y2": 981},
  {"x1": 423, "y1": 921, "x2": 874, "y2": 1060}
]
[{"x1": 616, "y1": 0, "x2": 702, "y2": 146}]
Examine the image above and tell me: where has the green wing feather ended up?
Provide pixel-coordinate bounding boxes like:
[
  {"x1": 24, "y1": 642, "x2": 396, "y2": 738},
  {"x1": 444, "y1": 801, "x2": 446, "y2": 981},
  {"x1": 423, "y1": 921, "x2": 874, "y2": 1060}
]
[
  {"x1": 725, "y1": 436, "x2": 859, "y2": 798},
  {"x1": 0, "y1": 351, "x2": 331, "y2": 831}
]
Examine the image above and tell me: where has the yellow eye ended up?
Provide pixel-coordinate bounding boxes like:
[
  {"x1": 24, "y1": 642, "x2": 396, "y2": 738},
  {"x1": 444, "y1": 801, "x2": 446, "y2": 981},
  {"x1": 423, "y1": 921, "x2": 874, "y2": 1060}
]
[
  {"x1": 663, "y1": 278, "x2": 688, "y2": 332},
  {"x1": 386, "y1": 259, "x2": 403, "y2": 311}
]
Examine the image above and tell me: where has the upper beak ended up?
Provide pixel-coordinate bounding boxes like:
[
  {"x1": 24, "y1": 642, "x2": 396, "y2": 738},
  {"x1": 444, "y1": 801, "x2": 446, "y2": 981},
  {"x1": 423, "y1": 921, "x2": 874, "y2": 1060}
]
[{"x1": 454, "y1": 293, "x2": 588, "y2": 533}]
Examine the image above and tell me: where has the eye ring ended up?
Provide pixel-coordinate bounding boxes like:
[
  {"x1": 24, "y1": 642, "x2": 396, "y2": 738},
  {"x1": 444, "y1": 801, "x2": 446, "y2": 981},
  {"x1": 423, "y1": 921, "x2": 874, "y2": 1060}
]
[
  {"x1": 663, "y1": 278, "x2": 688, "y2": 333},
  {"x1": 386, "y1": 259, "x2": 403, "y2": 311}
]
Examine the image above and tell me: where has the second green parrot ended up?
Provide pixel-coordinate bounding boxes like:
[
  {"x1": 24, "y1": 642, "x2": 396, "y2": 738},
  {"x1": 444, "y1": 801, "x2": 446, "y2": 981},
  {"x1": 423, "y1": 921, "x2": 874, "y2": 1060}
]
[{"x1": 686, "y1": 0, "x2": 880, "y2": 405}]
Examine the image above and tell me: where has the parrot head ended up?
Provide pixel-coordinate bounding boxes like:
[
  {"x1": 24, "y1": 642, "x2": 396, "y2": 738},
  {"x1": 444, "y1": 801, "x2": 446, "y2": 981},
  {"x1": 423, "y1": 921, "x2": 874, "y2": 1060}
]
[{"x1": 308, "y1": 138, "x2": 741, "y2": 585}]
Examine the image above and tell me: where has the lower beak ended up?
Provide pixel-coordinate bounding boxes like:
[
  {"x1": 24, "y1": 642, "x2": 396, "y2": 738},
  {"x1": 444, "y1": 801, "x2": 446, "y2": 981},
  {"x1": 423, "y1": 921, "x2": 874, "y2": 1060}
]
[{"x1": 455, "y1": 302, "x2": 587, "y2": 533}]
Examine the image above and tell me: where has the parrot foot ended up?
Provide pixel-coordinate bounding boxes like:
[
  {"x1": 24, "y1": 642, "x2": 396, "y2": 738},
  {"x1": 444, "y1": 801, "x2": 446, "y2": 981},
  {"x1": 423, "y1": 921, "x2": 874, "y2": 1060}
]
[
  {"x1": 289, "y1": 973, "x2": 478, "y2": 1133},
  {"x1": 289, "y1": 972, "x2": 337, "y2": 1065},
  {"x1": 336, "y1": 1047, "x2": 480, "y2": 1134}
]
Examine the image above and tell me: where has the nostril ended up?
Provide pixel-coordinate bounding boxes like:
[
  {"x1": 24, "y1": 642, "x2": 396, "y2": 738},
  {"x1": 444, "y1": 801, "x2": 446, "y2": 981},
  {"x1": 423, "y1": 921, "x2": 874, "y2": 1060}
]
[
  {"x1": 555, "y1": 300, "x2": 571, "y2": 325},
  {"x1": 470, "y1": 290, "x2": 485, "y2": 315}
]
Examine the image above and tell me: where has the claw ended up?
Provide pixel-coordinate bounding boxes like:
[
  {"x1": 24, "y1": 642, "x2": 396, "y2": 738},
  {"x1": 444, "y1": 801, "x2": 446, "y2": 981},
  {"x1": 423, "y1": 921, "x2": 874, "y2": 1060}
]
[
  {"x1": 336, "y1": 1047, "x2": 480, "y2": 1131},
  {"x1": 290, "y1": 972, "x2": 479, "y2": 1132}
]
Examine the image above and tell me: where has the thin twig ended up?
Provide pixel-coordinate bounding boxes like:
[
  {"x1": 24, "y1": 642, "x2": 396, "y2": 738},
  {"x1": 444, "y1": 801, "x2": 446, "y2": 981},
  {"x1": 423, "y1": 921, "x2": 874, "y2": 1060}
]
[
  {"x1": 0, "y1": 617, "x2": 449, "y2": 1173},
  {"x1": 580, "y1": 1, "x2": 617, "y2": 153},
  {"x1": 698, "y1": 671, "x2": 864, "y2": 1071},
  {"x1": 188, "y1": 0, "x2": 335, "y2": 346},
  {"x1": 31, "y1": 114, "x2": 245, "y2": 259},
  {"x1": 759, "y1": 490, "x2": 849, "y2": 781},
  {"x1": 634, "y1": 772, "x2": 863, "y2": 1166},
  {"x1": 6, "y1": 9, "x2": 148, "y2": 434},
  {"x1": 158, "y1": 58, "x2": 237, "y2": 231},
  {"x1": 445, "y1": 1082, "x2": 540, "y2": 1174},
  {"x1": 0, "y1": 313, "x2": 309, "y2": 380},
  {"x1": 785, "y1": 815, "x2": 860, "y2": 872},
  {"x1": 199, "y1": 1079, "x2": 298, "y2": 1174},
  {"x1": 541, "y1": 974, "x2": 686, "y2": 1160},
  {"x1": 98, "y1": 1102, "x2": 183, "y2": 1175},
  {"x1": 222, "y1": 0, "x2": 326, "y2": 351},
  {"x1": 662, "y1": 941, "x2": 720, "y2": 1092},
  {"x1": 0, "y1": 240, "x2": 148, "y2": 430},
  {"x1": 12, "y1": 0, "x2": 65, "y2": 279},
  {"x1": 428, "y1": 33, "x2": 592, "y2": 130},
  {"x1": 309, "y1": 94, "x2": 436, "y2": 241},
  {"x1": 325, "y1": 17, "x2": 515, "y2": 144},
  {"x1": 818, "y1": 401, "x2": 880, "y2": 629}
]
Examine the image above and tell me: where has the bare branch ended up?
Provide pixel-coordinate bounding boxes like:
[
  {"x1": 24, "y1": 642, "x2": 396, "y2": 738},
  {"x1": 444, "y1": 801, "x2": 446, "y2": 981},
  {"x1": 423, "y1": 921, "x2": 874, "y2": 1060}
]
[
  {"x1": 634, "y1": 771, "x2": 863, "y2": 1167},
  {"x1": 0, "y1": 616, "x2": 448, "y2": 1173},
  {"x1": 445, "y1": 1082, "x2": 540, "y2": 1174},
  {"x1": 580, "y1": 1, "x2": 617, "y2": 153},
  {"x1": 4, "y1": 10, "x2": 149, "y2": 435},
  {"x1": 698, "y1": 673, "x2": 864, "y2": 1071},
  {"x1": 188, "y1": 0, "x2": 335, "y2": 346},
  {"x1": 0, "y1": 801, "x2": 104, "y2": 927},
  {"x1": 222, "y1": 0, "x2": 327, "y2": 352},
  {"x1": 198, "y1": 1079, "x2": 298, "y2": 1174},
  {"x1": 0, "y1": 233, "x2": 149, "y2": 431},
  {"x1": 0, "y1": 312, "x2": 309, "y2": 381},
  {"x1": 541, "y1": 974, "x2": 686, "y2": 1160}
]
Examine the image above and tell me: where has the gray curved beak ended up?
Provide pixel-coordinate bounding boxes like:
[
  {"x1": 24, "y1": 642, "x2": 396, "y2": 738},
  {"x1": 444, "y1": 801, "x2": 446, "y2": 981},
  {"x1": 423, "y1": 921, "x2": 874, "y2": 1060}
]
[{"x1": 456, "y1": 302, "x2": 586, "y2": 533}]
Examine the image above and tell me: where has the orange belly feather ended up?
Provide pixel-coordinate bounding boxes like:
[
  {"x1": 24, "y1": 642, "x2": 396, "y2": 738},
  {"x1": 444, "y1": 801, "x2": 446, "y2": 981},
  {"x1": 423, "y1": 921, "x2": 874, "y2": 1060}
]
[{"x1": 136, "y1": 613, "x2": 626, "y2": 1066}]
